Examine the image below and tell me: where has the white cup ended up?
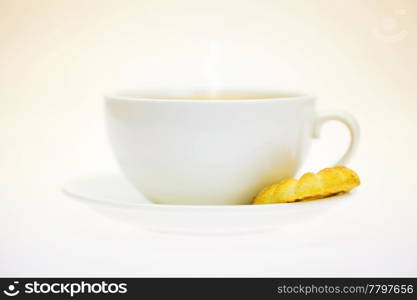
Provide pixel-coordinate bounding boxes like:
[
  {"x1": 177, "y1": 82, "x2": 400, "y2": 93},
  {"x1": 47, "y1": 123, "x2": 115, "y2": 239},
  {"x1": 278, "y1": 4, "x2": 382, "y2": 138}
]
[{"x1": 105, "y1": 89, "x2": 359, "y2": 205}]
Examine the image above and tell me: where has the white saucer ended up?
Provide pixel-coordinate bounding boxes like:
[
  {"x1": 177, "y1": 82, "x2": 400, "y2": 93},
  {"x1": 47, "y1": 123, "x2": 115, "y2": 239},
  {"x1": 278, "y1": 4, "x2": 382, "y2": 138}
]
[{"x1": 63, "y1": 173, "x2": 348, "y2": 234}]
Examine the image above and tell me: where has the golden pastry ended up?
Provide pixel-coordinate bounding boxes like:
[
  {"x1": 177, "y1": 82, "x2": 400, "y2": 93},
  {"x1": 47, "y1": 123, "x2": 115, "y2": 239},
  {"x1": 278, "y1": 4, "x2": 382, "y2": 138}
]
[{"x1": 253, "y1": 166, "x2": 360, "y2": 204}]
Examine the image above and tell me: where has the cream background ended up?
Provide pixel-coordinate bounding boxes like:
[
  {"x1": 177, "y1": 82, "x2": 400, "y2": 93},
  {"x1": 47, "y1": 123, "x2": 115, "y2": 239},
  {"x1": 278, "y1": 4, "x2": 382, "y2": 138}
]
[{"x1": 0, "y1": 0, "x2": 416, "y2": 276}]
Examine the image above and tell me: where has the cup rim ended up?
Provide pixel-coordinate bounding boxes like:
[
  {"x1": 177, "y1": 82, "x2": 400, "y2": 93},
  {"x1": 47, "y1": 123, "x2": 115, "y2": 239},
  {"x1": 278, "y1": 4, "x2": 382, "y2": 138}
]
[{"x1": 104, "y1": 88, "x2": 315, "y2": 103}]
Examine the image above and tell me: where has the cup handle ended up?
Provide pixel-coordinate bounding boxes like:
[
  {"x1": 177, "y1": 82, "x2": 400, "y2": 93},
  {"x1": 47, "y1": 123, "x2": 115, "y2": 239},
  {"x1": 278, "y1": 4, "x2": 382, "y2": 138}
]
[{"x1": 312, "y1": 111, "x2": 360, "y2": 166}]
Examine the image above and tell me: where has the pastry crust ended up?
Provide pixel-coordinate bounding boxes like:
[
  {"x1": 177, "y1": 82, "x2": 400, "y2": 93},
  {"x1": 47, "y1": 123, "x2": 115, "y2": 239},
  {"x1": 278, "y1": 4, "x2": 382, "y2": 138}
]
[{"x1": 253, "y1": 166, "x2": 360, "y2": 204}]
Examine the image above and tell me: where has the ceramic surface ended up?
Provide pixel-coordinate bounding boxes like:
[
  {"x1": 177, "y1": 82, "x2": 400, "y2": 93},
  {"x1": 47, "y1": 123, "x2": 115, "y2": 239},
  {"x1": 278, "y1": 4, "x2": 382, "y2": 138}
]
[
  {"x1": 63, "y1": 173, "x2": 349, "y2": 234},
  {"x1": 105, "y1": 90, "x2": 359, "y2": 205}
]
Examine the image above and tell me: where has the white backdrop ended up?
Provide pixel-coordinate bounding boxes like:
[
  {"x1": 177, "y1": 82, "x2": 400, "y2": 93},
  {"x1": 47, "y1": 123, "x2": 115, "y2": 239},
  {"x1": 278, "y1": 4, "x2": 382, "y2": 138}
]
[{"x1": 1, "y1": 0, "x2": 416, "y2": 276}]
